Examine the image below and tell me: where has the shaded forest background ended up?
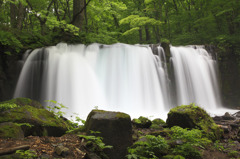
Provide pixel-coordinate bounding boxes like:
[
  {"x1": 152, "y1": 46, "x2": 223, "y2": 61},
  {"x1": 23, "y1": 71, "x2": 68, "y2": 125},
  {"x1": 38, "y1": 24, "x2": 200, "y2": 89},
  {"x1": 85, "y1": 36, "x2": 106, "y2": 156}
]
[{"x1": 0, "y1": 0, "x2": 240, "y2": 107}]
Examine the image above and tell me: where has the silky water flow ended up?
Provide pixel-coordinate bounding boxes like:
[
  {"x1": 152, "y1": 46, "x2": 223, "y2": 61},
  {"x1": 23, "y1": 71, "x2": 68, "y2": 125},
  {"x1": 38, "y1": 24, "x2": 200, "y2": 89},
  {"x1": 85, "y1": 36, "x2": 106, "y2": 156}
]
[{"x1": 14, "y1": 43, "x2": 227, "y2": 120}]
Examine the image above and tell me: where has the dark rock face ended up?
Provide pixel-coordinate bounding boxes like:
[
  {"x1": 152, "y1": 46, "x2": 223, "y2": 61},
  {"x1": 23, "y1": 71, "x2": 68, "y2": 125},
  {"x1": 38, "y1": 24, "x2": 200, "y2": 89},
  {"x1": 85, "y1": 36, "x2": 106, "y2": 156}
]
[
  {"x1": 0, "y1": 54, "x2": 21, "y2": 102},
  {"x1": 166, "y1": 104, "x2": 223, "y2": 140},
  {"x1": 85, "y1": 110, "x2": 132, "y2": 159}
]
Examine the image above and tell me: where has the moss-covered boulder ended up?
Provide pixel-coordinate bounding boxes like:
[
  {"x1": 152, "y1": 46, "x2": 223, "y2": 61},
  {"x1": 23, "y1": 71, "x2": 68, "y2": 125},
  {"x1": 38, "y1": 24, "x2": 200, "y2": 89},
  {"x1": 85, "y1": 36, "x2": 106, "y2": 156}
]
[
  {"x1": 150, "y1": 118, "x2": 166, "y2": 129},
  {"x1": 0, "y1": 122, "x2": 24, "y2": 139},
  {"x1": 132, "y1": 116, "x2": 152, "y2": 128},
  {"x1": 0, "y1": 102, "x2": 68, "y2": 137},
  {"x1": 166, "y1": 104, "x2": 223, "y2": 140},
  {"x1": 0, "y1": 98, "x2": 43, "y2": 109},
  {"x1": 85, "y1": 109, "x2": 132, "y2": 159}
]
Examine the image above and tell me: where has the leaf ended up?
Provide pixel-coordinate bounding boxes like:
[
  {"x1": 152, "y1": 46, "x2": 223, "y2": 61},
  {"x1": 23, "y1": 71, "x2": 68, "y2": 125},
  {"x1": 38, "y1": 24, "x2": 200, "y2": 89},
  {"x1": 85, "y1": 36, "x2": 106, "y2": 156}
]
[{"x1": 122, "y1": 27, "x2": 140, "y2": 36}]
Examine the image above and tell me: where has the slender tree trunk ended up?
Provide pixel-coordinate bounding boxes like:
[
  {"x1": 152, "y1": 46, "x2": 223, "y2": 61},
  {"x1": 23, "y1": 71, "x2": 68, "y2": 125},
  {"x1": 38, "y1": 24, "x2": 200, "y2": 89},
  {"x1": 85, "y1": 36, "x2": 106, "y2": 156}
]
[
  {"x1": 84, "y1": 0, "x2": 88, "y2": 32},
  {"x1": 16, "y1": 2, "x2": 25, "y2": 30},
  {"x1": 73, "y1": 0, "x2": 84, "y2": 29},
  {"x1": 145, "y1": 26, "x2": 151, "y2": 43},
  {"x1": 10, "y1": 0, "x2": 17, "y2": 28},
  {"x1": 139, "y1": 27, "x2": 143, "y2": 44}
]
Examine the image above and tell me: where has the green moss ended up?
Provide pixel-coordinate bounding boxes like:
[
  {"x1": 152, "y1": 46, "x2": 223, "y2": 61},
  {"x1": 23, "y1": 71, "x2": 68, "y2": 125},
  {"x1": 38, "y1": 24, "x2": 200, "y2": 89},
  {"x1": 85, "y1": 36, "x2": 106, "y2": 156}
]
[
  {"x1": 115, "y1": 112, "x2": 130, "y2": 119},
  {"x1": 167, "y1": 104, "x2": 223, "y2": 140},
  {"x1": 0, "y1": 98, "x2": 43, "y2": 109},
  {"x1": 150, "y1": 118, "x2": 166, "y2": 129},
  {"x1": 0, "y1": 105, "x2": 68, "y2": 130},
  {"x1": 0, "y1": 122, "x2": 24, "y2": 139}
]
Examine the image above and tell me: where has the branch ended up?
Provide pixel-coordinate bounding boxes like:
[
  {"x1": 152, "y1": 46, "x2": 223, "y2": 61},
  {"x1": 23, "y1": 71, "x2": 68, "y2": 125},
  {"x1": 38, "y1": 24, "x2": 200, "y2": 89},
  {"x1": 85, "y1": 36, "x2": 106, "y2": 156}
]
[
  {"x1": 26, "y1": 0, "x2": 54, "y2": 23},
  {"x1": 0, "y1": 145, "x2": 30, "y2": 156}
]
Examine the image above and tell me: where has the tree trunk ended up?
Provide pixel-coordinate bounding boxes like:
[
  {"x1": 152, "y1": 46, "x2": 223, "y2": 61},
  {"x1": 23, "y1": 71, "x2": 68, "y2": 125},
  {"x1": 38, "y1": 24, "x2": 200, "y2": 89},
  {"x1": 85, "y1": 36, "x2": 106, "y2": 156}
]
[
  {"x1": 16, "y1": 2, "x2": 25, "y2": 30},
  {"x1": 10, "y1": 0, "x2": 17, "y2": 28},
  {"x1": 73, "y1": 0, "x2": 84, "y2": 29},
  {"x1": 139, "y1": 27, "x2": 143, "y2": 44},
  {"x1": 10, "y1": 1, "x2": 25, "y2": 30},
  {"x1": 145, "y1": 26, "x2": 151, "y2": 43}
]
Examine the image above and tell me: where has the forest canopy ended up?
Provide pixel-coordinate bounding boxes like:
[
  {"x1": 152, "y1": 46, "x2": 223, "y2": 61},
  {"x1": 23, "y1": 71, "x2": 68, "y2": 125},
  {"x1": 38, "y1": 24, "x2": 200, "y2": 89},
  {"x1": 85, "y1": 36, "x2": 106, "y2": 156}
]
[{"x1": 0, "y1": 0, "x2": 240, "y2": 54}]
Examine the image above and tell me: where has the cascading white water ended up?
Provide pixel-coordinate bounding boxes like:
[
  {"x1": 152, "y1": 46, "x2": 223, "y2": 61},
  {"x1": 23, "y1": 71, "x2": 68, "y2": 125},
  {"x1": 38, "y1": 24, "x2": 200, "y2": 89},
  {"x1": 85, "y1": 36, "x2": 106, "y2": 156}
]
[
  {"x1": 14, "y1": 43, "x2": 226, "y2": 119},
  {"x1": 170, "y1": 46, "x2": 222, "y2": 109},
  {"x1": 14, "y1": 43, "x2": 170, "y2": 119}
]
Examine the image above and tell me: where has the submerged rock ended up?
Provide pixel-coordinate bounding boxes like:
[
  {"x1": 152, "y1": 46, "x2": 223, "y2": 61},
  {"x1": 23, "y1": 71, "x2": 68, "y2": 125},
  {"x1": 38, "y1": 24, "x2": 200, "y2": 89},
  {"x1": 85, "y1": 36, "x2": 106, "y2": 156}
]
[
  {"x1": 166, "y1": 104, "x2": 223, "y2": 140},
  {"x1": 85, "y1": 109, "x2": 132, "y2": 159}
]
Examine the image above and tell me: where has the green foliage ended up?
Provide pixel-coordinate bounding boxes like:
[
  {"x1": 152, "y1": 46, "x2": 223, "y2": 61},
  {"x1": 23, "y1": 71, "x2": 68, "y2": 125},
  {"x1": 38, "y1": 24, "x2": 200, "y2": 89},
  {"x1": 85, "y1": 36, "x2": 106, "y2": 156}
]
[
  {"x1": 170, "y1": 126, "x2": 212, "y2": 148},
  {"x1": 0, "y1": 0, "x2": 239, "y2": 56},
  {"x1": 15, "y1": 150, "x2": 37, "y2": 159},
  {"x1": 228, "y1": 150, "x2": 239, "y2": 158},
  {"x1": 214, "y1": 140, "x2": 225, "y2": 152},
  {"x1": 172, "y1": 143, "x2": 202, "y2": 159},
  {"x1": 0, "y1": 103, "x2": 19, "y2": 111},
  {"x1": 45, "y1": 100, "x2": 68, "y2": 118},
  {"x1": 127, "y1": 135, "x2": 169, "y2": 159},
  {"x1": 78, "y1": 131, "x2": 112, "y2": 151},
  {"x1": 170, "y1": 126, "x2": 212, "y2": 159}
]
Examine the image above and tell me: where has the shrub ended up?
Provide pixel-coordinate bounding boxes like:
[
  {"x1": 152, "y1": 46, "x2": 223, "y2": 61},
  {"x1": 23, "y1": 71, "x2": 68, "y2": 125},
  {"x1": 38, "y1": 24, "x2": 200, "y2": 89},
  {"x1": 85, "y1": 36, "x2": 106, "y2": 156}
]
[{"x1": 127, "y1": 135, "x2": 169, "y2": 159}]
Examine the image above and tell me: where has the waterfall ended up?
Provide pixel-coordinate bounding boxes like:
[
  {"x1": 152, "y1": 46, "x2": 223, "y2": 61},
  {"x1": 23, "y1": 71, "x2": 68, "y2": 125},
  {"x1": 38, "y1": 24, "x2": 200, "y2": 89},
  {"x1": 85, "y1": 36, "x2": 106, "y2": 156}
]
[
  {"x1": 14, "y1": 43, "x2": 170, "y2": 118},
  {"x1": 14, "y1": 43, "x2": 223, "y2": 119},
  {"x1": 170, "y1": 46, "x2": 222, "y2": 110}
]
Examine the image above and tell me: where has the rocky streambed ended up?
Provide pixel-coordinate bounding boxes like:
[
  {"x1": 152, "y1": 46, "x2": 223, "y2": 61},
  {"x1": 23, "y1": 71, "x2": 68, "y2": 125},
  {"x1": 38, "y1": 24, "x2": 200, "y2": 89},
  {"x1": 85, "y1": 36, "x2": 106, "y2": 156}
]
[{"x1": 0, "y1": 98, "x2": 239, "y2": 159}]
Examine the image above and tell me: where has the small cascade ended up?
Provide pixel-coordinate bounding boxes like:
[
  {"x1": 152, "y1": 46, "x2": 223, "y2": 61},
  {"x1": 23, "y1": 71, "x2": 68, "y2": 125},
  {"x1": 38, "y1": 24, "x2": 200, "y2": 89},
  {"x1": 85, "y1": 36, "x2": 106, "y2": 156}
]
[{"x1": 170, "y1": 46, "x2": 222, "y2": 109}]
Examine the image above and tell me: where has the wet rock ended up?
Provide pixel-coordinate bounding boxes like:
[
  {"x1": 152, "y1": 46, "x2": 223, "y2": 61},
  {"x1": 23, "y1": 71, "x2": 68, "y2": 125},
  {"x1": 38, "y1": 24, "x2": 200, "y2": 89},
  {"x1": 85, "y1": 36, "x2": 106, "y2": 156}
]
[
  {"x1": 85, "y1": 109, "x2": 132, "y2": 159},
  {"x1": 233, "y1": 111, "x2": 240, "y2": 118},
  {"x1": 222, "y1": 112, "x2": 236, "y2": 120},
  {"x1": 213, "y1": 112, "x2": 240, "y2": 140}
]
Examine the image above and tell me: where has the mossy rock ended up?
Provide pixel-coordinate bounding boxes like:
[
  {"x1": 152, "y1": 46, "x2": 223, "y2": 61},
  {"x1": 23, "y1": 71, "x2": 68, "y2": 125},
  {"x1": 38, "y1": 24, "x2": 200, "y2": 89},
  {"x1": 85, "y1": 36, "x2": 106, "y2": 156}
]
[
  {"x1": 150, "y1": 118, "x2": 166, "y2": 129},
  {"x1": 0, "y1": 105, "x2": 68, "y2": 137},
  {"x1": 150, "y1": 129, "x2": 171, "y2": 137},
  {"x1": 0, "y1": 98, "x2": 43, "y2": 110},
  {"x1": 0, "y1": 122, "x2": 24, "y2": 139},
  {"x1": 166, "y1": 104, "x2": 223, "y2": 140},
  {"x1": 85, "y1": 109, "x2": 132, "y2": 159},
  {"x1": 132, "y1": 116, "x2": 152, "y2": 128}
]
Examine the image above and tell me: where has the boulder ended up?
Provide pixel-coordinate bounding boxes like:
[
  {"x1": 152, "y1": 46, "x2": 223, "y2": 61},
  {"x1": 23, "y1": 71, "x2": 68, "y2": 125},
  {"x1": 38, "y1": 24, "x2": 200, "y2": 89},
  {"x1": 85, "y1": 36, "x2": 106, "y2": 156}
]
[
  {"x1": 150, "y1": 118, "x2": 166, "y2": 129},
  {"x1": 0, "y1": 98, "x2": 43, "y2": 109},
  {"x1": 166, "y1": 104, "x2": 223, "y2": 140},
  {"x1": 132, "y1": 116, "x2": 152, "y2": 128},
  {"x1": 0, "y1": 122, "x2": 24, "y2": 139},
  {"x1": 0, "y1": 104, "x2": 68, "y2": 137},
  {"x1": 85, "y1": 110, "x2": 132, "y2": 159},
  {"x1": 55, "y1": 145, "x2": 69, "y2": 157}
]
